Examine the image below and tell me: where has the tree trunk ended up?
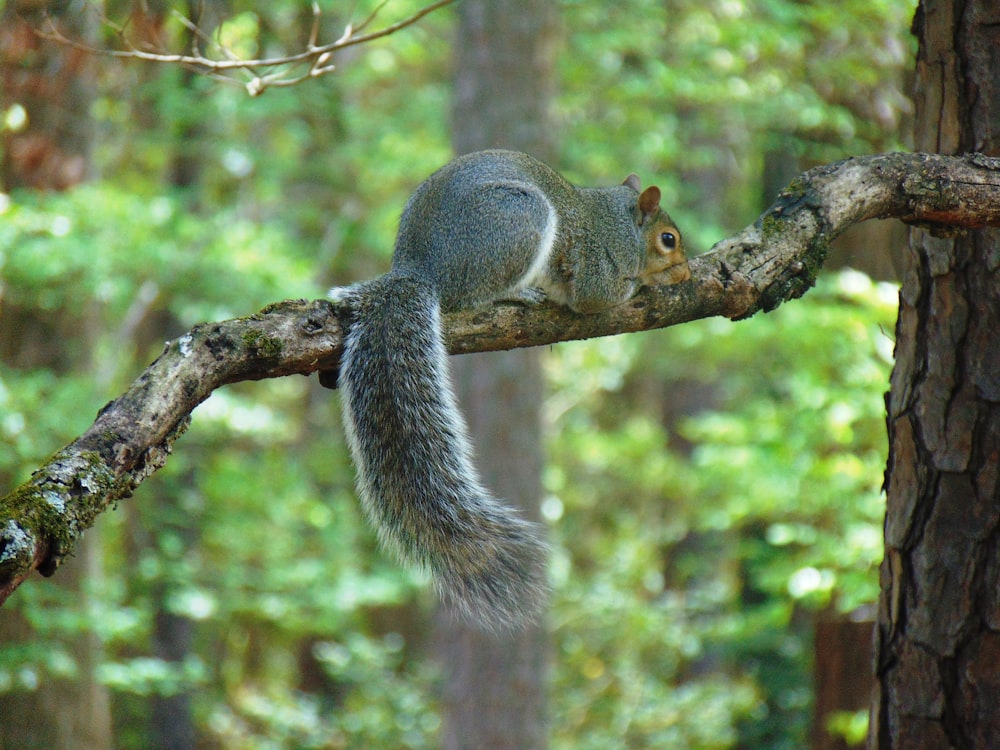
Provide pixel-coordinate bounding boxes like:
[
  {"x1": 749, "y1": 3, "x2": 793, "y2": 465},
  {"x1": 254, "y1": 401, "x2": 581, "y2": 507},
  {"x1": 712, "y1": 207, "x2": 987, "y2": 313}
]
[
  {"x1": 436, "y1": 1, "x2": 557, "y2": 748},
  {"x1": 440, "y1": 352, "x2": 550, "y2": 750},
  {"x1": 870, "y1": 1, "x2": 1000, "y2": 748},
  {"x1": 813, "y1": 616, "x2": 873, "y2": 750},
  {"x1": 135, "y1": 5, "x2": 229, "y2": 744}
]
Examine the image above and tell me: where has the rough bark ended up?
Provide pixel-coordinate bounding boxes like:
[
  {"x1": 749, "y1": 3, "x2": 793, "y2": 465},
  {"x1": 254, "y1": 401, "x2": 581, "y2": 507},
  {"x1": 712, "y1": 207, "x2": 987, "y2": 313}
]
[
  {"x1": 1, "y1": 151, "x2": 999, "y2": 607},
  {"x1": 869, "y1": 1, "x2": 1000, "y2": 748}
]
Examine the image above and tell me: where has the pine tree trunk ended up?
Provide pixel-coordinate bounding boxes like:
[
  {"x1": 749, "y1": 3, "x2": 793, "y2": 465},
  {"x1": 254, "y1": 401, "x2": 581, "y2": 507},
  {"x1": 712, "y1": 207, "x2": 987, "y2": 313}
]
[
  {"x1": 436, "y1": 1, "x2": 558, "y2": 748},
  {"x1": 870, "y1": 1, "x2": 1000, "y2": 747}
]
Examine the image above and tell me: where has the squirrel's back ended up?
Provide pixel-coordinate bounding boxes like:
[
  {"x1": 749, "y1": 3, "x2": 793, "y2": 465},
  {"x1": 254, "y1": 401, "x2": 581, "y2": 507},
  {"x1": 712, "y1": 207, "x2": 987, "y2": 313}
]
[
  {"x1": 392, "y1": 150, "x2": 577, "y2": 311},
  {"x1": 335, "y1": 149, "x2": 688, "y2": 630}
]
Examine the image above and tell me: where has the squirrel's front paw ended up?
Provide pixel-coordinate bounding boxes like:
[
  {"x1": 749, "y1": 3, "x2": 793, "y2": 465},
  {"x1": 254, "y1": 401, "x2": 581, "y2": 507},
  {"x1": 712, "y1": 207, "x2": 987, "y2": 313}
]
[{"x1": 504, "y1": 286, "x2": 548, "y2": 306}]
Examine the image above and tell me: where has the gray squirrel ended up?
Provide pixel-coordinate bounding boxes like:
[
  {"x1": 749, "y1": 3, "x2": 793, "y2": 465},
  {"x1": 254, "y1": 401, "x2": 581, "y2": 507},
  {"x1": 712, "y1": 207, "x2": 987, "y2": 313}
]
[{"x1": 330, "y1": 149, "x2": 690, "y2": 630}]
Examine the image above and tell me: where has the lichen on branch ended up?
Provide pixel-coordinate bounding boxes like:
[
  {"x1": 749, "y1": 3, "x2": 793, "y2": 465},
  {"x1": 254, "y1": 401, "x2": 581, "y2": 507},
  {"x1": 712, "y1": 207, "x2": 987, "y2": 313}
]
[{"x1": 1, "y1": 152, "x2": 999, "y2": 606}]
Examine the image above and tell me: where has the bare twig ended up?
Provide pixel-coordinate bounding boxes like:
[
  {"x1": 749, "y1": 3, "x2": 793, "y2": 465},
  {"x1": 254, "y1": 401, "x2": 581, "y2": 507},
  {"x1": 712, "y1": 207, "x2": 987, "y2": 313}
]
[{"x1": 31, "y1": 0, "x2": 457, "y2": 95}]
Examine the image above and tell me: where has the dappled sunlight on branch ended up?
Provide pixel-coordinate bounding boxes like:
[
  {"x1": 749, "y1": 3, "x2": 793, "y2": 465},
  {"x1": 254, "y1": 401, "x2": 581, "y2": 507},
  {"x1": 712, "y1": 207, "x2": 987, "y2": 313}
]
[{"x1": 0, "y1": 151, "x2": 999, "y2": 607}]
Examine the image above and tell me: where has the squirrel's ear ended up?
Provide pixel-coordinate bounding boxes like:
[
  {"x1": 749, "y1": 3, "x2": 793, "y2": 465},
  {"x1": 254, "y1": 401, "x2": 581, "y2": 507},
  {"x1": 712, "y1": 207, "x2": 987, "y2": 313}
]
[
  {"x1": 623, "y1": 173, "x2": 641, "y2": 192},
  {"x1": 638, "y1": 185, "x2": 662, "y2": 225}
]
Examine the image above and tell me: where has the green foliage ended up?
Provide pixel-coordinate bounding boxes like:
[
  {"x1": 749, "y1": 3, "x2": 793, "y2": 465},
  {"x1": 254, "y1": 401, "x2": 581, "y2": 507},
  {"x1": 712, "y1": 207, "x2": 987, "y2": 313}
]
[
  {"x1": 546, "y1": 270, "x2": 896, "y2": 747},
  {"x1": 559, "y1": 0, "x2": 916, "y2": 249},
  {"x1": 0, "y1": 182, "x2": 435, "y2": 746},
  {"x1": 668, "y1": 271, "x2": 896, "y2": 616},
  {"x1": 0, "y1": 186, "x2": 320, "y2": 330},
  {"x1": 1, "y1": 0, "x2": 914, "y2": 747},
  {"x1": 204, "y1": 634, "x2": 439, "y2": 749},
  {"x1": 826, "y1": 709, "x2": 869, "y2": 746}
]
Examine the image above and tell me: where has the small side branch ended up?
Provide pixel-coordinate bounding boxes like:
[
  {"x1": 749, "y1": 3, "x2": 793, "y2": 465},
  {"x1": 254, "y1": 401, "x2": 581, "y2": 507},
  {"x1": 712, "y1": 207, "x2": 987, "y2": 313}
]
[
  {"x1": 1, "y1": 152, "x2": 999, "y2": 605},
  {"x1": 30, "y1": 0, "x2": 456, "y2": 95}
]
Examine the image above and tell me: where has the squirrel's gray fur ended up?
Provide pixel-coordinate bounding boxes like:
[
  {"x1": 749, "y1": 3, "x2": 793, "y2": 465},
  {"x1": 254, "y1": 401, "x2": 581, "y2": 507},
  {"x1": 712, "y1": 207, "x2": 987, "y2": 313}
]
[{"x1": 333, "y1": 150, "x2": 689, "y2": 630}]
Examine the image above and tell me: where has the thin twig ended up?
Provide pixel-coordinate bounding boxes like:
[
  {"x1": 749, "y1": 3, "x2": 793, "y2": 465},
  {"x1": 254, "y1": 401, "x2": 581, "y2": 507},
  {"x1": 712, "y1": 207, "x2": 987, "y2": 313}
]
[{"x1": 31, "y1": 0, "x2": 457, "y2": 94}]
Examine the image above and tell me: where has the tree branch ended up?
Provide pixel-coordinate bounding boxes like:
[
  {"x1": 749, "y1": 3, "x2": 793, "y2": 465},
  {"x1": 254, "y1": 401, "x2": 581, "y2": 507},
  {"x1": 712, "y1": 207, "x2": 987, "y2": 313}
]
[
  {"x1": 30, "y1": 0, "x2": 457, "y2": 96},
  {"x1": 2, "y1": 151, "x2": 999, "y2": 606}
]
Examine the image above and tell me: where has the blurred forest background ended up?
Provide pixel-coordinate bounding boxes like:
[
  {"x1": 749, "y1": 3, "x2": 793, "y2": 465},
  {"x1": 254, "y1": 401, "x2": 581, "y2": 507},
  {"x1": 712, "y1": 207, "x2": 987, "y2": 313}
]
[{"x1": 0, "y1": 0, "x2": 915, "y2": 747}]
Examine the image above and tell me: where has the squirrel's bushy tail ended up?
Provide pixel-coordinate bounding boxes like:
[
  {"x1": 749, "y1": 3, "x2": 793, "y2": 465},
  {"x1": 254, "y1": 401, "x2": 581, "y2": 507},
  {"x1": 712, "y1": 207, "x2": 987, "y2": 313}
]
[{"x1": 338, "y1": 273, "x2": 549, "y2": 630}]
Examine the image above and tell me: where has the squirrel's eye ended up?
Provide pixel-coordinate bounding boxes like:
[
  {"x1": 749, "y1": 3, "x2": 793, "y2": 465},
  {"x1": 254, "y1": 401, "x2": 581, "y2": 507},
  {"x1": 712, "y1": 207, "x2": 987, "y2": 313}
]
[{"x1": 660, "y1": 232, "x2": 677, "y2": 249}]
